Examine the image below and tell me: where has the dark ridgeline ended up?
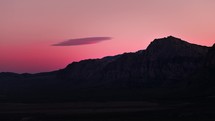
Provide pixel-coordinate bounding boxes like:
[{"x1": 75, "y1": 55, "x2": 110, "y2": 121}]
[
  {"x1": 0, "y1": 36, "x2": 213, "y2": 101},
  {"x1": 0, "y1": 36, "x2": 215, "y2": 120}
]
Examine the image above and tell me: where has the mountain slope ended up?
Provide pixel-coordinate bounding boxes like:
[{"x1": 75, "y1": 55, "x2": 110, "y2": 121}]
[{"x1": 0, "y1": 36, "x2": 214, "y2": 102}]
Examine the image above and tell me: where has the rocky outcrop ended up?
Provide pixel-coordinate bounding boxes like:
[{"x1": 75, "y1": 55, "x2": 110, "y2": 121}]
[{"x1": 144, "y1": 36, "x2": 209, "y2": 87}]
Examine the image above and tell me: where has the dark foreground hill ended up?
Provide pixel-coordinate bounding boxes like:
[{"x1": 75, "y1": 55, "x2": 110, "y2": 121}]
[{"x1": 0, "y1": 36, "x2": 214, "y2": 102}]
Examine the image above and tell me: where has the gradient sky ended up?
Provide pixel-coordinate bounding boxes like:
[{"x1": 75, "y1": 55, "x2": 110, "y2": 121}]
[{"x1": 0, "y1": 0, "x2": 215, "y2": 73}]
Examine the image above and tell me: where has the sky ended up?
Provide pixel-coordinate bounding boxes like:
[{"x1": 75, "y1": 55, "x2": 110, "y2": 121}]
[{"x1": 0, "y1": 0, "x2": 215, "y2": 73}]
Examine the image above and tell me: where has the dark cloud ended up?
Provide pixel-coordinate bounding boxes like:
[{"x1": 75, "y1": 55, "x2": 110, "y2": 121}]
[{"x1": 52, "y1": 37, "x2": 111, "y2": 46}]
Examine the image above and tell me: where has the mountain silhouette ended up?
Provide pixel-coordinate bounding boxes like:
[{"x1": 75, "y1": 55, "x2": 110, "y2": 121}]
[{"x1": 0, "y1": 36, "x2": 214, "y2": 102}]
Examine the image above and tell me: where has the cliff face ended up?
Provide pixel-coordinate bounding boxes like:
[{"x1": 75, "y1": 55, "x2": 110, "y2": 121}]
[
  {"x1": 0, "y1": 36, "x2": 214, "y2": 102},
  {"x1": 144, "y1": 36, "x2": 209, "y2": 87}
]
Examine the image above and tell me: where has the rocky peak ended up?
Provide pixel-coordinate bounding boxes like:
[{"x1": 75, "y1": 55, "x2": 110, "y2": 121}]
[{"x1": 146, "y1": 36, "x2": 209, "y2": 60}]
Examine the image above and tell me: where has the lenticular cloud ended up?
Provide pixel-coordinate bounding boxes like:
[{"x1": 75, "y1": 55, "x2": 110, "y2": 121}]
[{"x1": 52, "y1": 37, "x2": 111, "y2": 46}]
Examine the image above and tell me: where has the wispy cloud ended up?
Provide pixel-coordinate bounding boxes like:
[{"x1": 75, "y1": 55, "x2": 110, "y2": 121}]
[{"x1": 52, "y1": 37, "x2": 111, "y2": 46}]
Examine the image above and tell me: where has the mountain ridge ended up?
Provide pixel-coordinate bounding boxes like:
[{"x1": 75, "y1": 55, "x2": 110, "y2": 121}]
[{"x1": 0, "y1": 36, "x2": 214, "y2": 102}]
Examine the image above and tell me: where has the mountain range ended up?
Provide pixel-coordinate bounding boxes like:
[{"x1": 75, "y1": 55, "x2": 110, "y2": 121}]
[{"x1": 0, "y1": 36, "x2": 215, "y2": 103}]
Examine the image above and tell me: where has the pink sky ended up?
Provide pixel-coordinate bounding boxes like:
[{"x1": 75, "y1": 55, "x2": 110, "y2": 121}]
[{"x1": 0, "y1": 0, "x2": 215, "y2": 73}]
